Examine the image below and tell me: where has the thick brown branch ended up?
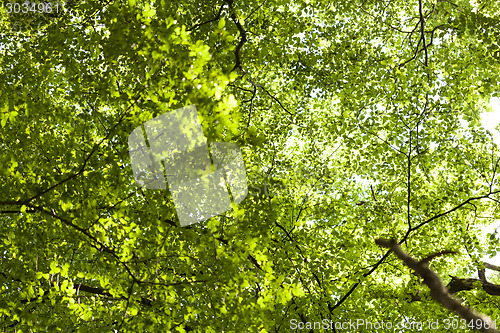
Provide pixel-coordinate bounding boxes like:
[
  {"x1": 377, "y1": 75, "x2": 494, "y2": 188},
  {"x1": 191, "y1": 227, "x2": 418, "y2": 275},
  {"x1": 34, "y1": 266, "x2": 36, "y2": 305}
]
[
  {"x1": 411, "y1": 277, "x2": 500, "y2": 301},
  {"x1": 376, "y1": 238, "x2": 498, "y2": 333},
  {"x1": 484, "y1": 262, "x2": 500, "y2": 272},
  {"x1": 448, "y1": 277, "x2": 500, "y2": 297},
  {"x1": 478, "y1": 268, "x2": 486, "y2": 282}
]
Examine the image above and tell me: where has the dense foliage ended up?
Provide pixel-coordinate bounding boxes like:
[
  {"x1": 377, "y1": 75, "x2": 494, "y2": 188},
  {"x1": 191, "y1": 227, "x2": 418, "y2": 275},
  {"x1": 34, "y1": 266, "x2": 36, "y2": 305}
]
[{"x1": 1, "y1": 0, "x2": 500, "y2": 331}]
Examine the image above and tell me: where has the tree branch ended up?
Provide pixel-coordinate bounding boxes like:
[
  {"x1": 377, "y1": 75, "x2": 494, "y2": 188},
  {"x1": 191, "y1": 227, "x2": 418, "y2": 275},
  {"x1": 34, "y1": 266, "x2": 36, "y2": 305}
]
[
  {"x1": 227, "y1": 0, "x2": 247, "y2": 71},
  {"x1": 448, "y1": 277, "x2": 500, "y2": 297},
  {"x1": 187, "y1": 1, "x2": 226, "y2": 32},
  {"x1": 376, "y1": 238, "x2": 498, "y2": 333},
  {"x1": 484, "y1": 262, "x2": 500, "y2": 272}
]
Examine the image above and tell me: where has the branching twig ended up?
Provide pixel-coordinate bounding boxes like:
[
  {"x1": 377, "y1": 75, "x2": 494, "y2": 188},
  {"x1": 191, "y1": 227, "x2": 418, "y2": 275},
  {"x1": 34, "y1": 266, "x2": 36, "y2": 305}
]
[{"x1": 187, "y1": 1, "x2": 226, "y2": 32}]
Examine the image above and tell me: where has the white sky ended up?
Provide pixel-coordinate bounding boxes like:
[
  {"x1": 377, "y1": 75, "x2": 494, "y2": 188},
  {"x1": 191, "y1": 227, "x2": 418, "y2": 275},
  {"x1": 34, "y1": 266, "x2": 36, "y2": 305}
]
[
  {"x1": 480, "y1": 97, "x2": 500, "y2": 267},
  {"x1": 481, "y1": 97, "x2": 500, "y2": 143}
]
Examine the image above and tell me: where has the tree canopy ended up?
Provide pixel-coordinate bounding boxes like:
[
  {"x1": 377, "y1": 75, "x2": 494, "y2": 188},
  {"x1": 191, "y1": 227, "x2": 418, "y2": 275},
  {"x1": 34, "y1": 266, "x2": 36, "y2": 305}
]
[{"x1": 1, "y1": 0, "x2": 500, "y2": 331}]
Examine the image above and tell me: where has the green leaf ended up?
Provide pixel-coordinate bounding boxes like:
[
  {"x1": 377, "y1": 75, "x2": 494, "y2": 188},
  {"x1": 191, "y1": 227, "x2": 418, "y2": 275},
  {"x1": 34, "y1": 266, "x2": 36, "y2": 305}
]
[
  {"x1": 218, "y1": 17, "x2": 225, "y2": 29},
  {"x1": 50, "y1": 262, "x2": 60, "y2": 274}
]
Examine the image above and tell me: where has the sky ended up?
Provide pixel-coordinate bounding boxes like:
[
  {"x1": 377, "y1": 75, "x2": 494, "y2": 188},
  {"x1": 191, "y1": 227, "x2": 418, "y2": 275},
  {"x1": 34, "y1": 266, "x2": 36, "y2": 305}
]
[
  {"x1": 480, "y1": 97, "x2": 500, "y2": 267},
  {"x1": 481, "y1": 97, "x2": 500, "y2": 143}
]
